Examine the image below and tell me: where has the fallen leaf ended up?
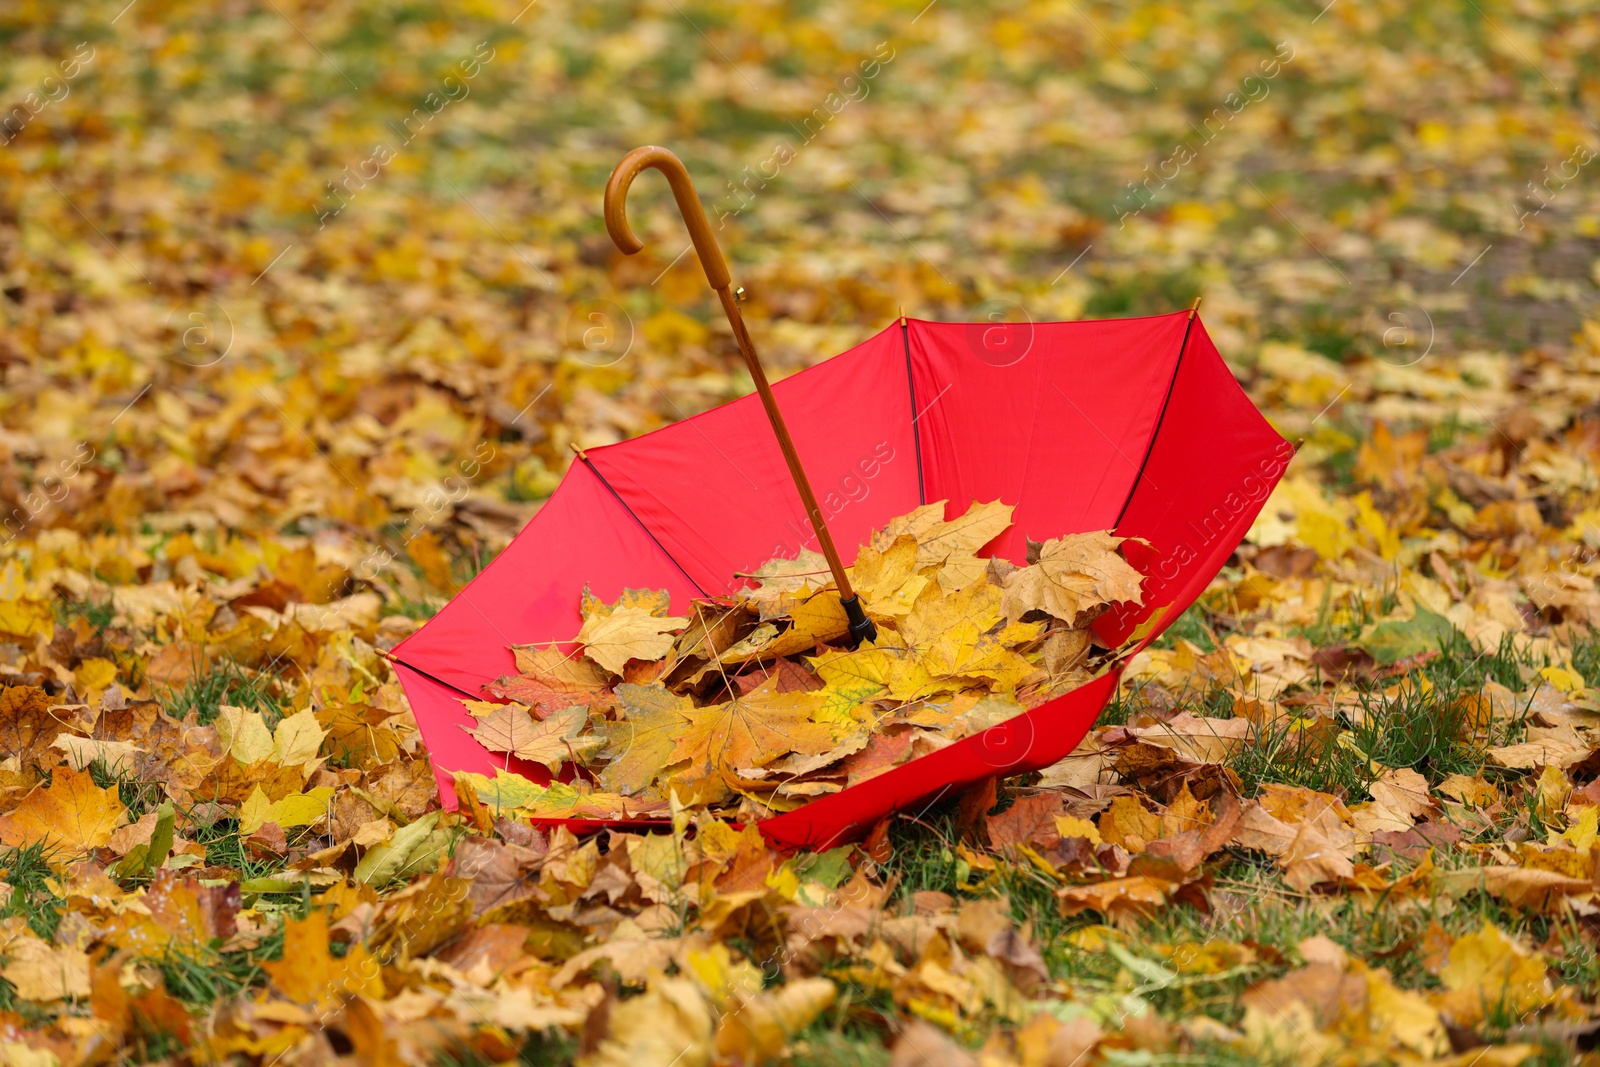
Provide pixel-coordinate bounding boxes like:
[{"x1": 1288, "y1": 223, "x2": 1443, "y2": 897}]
[{"x1": 0, "y1": 766, "x2": 126, "y2": 853}]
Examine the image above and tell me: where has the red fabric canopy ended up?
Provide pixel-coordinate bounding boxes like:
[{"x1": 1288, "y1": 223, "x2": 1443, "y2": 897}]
[{"x1": 392, "y1": 312, "x2": 1291, "y2": 848}]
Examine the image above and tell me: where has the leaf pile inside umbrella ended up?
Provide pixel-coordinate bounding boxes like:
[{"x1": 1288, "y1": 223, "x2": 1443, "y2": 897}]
[{"x1": 453, "y1": 500, "x2": 1146, "y2": 821}]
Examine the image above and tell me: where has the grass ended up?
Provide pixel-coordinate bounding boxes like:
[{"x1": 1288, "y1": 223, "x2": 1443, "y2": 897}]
[
  {"x1": 1148, "y1": 603, "x2": 1557, "y2": 802},
  {"x1": 428, "y1": 1028, "x2": 581, "y2": 1066},
  {"x1": 790, "y1": 1025, "x2": 893, "y2": 1067},
  {"x1": 158, "y1": 654, "x2": 285, "y2": 727},
  {"x1": 155, "y1": 937, "x2": 276, "y2": 1010},
  {"x1": 1151, "y1": 604, "x2": 1218, "y2": 653},
  {"x1": 0, "y1": 841, "x2": 65, "y2": 941},
  {"x1": 54, "y1": 591, "x2": 116, "y2": 631}
]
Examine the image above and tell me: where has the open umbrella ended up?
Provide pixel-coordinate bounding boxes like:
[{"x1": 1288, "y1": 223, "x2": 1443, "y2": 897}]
[{"x1": 389, "y1": 146, "x2": 1293, "y2": 849}]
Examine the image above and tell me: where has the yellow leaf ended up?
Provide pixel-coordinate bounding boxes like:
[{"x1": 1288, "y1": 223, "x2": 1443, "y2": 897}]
[
  {"x1": 1360, "y1": 964, "x2": 1450, "y2": 1058},
  {"x1": 669, "y1": 680, "x2": 835, "y2": 789},
  {"x1": 453, "y1": 768, "x2": 550, "y2": 811},
  {"x1": 269, "y1": 787, "x2": 335, "y2": 830},
  {"x1": 577, "y1": 606, "x2": 688, "y2": 674},
  {"x1": 0, "y1": 932, "x2": 90, "y2": 1002},
  {"x1": 913, "y1": 499, "x2": 1014, "y2": 568},
  {"x1": 583, "y1": 978, "x2": 713, "y2": 1067},
  {"x1": 1433, "y1": 923, "x2": 1556, "y2": 1027},
  {"x1": 261, "y1": 910, "x2": 384, "y2": 1010},
  {"x1": 0, "y1": 766, "x2": 126, "y2": 853},
  {"x1": 49, "y1": 734, "x2": 142, "y2": 774},
  {"x1": 1097, "y1": 795, "x2": 1163, "y2": 853},
  {"x1": 216, "y1": 705, "x2": 274, "y2": 765},
  {"x1": 1531, "y1": 764, "x2": 1571, "y2": 822},
  {"x1": 73, "y1": 657, "x2": 118, "y2": 693},
  {"x1": 811, "y1": 641, "x2": 939, "y2": 703},
  {"x1": 745, "y1": 548, "x2": 834, "y2": 605},
  {"x1": 849, "y1": 534, "x2": 928, "y2": 617},
  {"x1": 686, "y1": 943, "x2": 764, "y2": 1009},
  {"x1": 270, "y1": 707, "x2": 326, "y2": 771},
  {"x1": 0, "y1": 595, "x2": 55, "y2": 641},
  {"x1": 715, "y1": 977, "x2": 836, "y2": 1063},
  {"x1": 462, "y1": 704, "x2": 601, "y2": 772},
  {"x1": 1000, "y1": 530, "x2": 1144, "y2": 625},
  {"x1": 239, "y1": 785, "x2": 273, "y2": 836},
  {"x1": 1369, "y1": 766, "x2": 1433, "y2": 820},
  {"x1": 1354, "y1": 492, "x2": 1400, "y2": 560},
  {"x1": 596, "y1": 684, "x2": 695, "y2": 796},
  {"x1": 1054, "y1": 814, "x2": 1102, "y2": 844},
  {"x1": 406, "y1": 529, "x2": 457, "y2": 592},
  {"x1": 581, "y1": 585, "x2": 675, "y2": 621},
  {"x1": 1539, "y1": 665, "x2": 1586, "y2": 693},
  {"x1": 1558, "y1": 806, "x2": 1599, "y2": 851},
  {"x1": 756, "y1": 592, "x2": 851, "y2": 657}
]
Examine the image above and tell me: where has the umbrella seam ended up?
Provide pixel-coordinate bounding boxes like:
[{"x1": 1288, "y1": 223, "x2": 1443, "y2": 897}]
[
  {"x1": 1113, "y1": 313, "x2": 1197, "y2": 530},
  {"x1": 901, "y1": 319, "x2": 926, "y2": 505},
  {"x1": 576, "y1": 454, "x2": 711, "y2": 597}
]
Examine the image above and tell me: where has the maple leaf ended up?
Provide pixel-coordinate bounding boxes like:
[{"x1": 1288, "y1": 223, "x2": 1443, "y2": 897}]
[
  {"x1": 581, "y1": 585, "x2": 675, "y2": 620},
  {"x1": 810, "y1": 641, "x2": 941, "y2": 704},
  {"x1": 270, "y1": 706, "x2": 326, "y2": 773},
  {"x1": 452, "y1": 767, "x2": 555, "y2": 811},
  {"x1": 462, "y1": 704, "x2": 600, "y2": 771},
  {"x1": 914, "y1": 500, "x2": 1014, "y2": 570},
  {"x1": 1056, "y1": 875, "x2": 1178, "y2": 925},
  {"x1": 0, "y1": 930, "x2": 90, "y2": 1001},
  {"x1": 849, "y1": 534, "x2": 928, "y2": 618},
  {"x1": 576, "y1": 606, "x2": 688, "y2": 674},
  {"x1": 0, "y1": 686, "x2": 73, "y2": 771},
  {"x1": 1001, "y1": 530, "x2": 1145, "y2": 625},
  {"x1": 488, "y1": 644, "x2": 613, "y2": 715},
  {"x1": 1432, "y1": 922, "x2": 1560, "y2": 1027},
  {"x1": 749, "y1": 592, "x2": 851, "y2": 660},
  {"x1": 262, "y1": 909, "x2": 384, "y2": 1010},
  {"x1": 0, "y1": 765, "x2": 126, "y2": 853},
  {"x1": 869, "y1": 501, "x2": 948, "y2": 551},
  {"x1": 715, "y1": 977, "x2": 836, "y2": 1062},
  {"x1": 895, "y1": 579, "x2": 1043, "y2": 688},
  {"x1": 745, "y1": 548, "x2": 834, "y2": 605},
  {"x1": 215, "y1": 704, "x2": 275, "y2": 765},
  {"x1": 670, "y1": 680, "x2": 835, "y2": 790},
  {"x1": 596, "y1": 683, "x2": 695, "y2": 795}
]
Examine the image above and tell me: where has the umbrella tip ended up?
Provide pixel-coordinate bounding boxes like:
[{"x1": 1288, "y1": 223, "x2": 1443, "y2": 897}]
[
  {"x1": 1188, "y1": 295, "x2": 1203, "y2": 319},
  {"x1": 898, "y1": 305, "x2": 906, "y2": 326},
  {"x1": 569, "y1": 441, "x2": 589, "y2": 461}
]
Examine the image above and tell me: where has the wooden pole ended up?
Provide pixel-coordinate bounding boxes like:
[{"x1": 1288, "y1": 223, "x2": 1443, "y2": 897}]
[{"x1": 603, "y1": 146, "x2": 876, "y2": 644}]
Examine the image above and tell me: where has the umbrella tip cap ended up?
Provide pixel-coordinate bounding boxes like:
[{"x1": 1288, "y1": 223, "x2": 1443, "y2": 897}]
[{"x1": 1189, "y1": 295, "x2": 1203, "y2": 319}]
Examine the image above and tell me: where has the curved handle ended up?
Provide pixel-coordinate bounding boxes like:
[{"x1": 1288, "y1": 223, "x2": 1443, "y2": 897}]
[{"x1": 604, "y1": 146, "x2": 732, "y2": 291}]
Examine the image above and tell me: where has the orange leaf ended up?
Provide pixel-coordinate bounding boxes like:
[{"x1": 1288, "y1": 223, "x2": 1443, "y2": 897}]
[{"x1": 0, "y1": 766, "x2": 126, "y2": 853}]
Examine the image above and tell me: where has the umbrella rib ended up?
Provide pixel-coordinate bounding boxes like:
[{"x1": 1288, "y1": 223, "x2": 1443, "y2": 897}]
[
  {"x1": 900, "y1": 317, "x2": 926, "y2": 505},
  {"x1": 385, "y1": 653, "x2": 486, "y2": 704},
  {"x1": 1113, "y1": 312, "x2": 1198, "y2": 530},
  {"x1": 575, "y1": 452, "x2": 711, "y2": 598}
]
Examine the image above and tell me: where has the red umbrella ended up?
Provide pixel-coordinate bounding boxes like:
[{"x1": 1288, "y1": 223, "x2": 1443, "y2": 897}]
[{"x1": 390, "y1": 147, "x2": 1293, "y2": 849}]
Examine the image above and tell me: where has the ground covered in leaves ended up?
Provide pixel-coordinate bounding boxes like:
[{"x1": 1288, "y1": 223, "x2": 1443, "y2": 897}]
[{"x1": 2, "y1": 0, "x2": 1600, "y2": 1064}]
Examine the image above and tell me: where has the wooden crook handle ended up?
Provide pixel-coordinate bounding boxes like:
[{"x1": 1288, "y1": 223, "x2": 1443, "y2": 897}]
[{"x1": 604, "y1": 146, "x2": 731, "y2": 291}]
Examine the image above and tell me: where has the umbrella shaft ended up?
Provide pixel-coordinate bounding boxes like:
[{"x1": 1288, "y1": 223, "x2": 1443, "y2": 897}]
[{"x1": 715, "y1": 286, "x2": 856, "y2": 602}]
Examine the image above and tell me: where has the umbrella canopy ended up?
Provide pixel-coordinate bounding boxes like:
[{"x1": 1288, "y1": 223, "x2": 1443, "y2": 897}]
[{"x1": 391, "y1": 310, "x2": 1293, "y2": 849}]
